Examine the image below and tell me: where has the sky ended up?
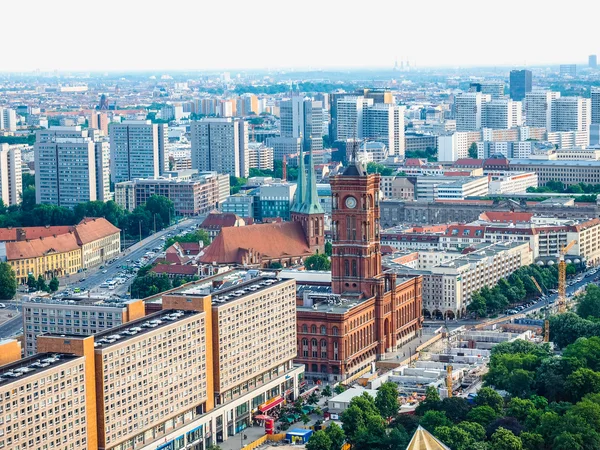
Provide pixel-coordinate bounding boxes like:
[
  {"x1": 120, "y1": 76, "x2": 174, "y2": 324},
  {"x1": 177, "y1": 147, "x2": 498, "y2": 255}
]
[{"x1": 3, "y1": 0, "x2": 598, "y2": 72}]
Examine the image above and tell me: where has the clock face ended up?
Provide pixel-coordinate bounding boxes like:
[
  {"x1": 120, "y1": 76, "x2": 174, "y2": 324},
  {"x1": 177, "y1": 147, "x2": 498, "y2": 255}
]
[{"x1": 345, "y1": 196, "x2": 357, "y2": 209}]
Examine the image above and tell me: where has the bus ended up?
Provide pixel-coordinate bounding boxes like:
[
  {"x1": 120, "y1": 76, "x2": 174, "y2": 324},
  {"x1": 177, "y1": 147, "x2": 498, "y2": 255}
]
[{"x1": 108, "y1": 281, "x2": 118, "y2": 290}]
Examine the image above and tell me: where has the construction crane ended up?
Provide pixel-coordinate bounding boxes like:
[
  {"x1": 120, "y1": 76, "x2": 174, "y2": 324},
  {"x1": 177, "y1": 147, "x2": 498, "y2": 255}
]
[
  {"x1": 558, "y1": 240, "x2": 577, "y2": 313},
  {"x1": 530, "y1": 276, "x2": 549, "y2": 343}
]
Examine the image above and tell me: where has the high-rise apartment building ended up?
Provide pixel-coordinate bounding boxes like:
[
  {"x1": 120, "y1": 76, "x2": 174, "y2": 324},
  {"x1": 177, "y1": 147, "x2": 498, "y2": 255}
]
[
  {"x1": 592, "y1": 87, "x2": 600, "y2": 124},
  {"x1": 22, "y1": 296, "x2": 145, "y2": 356},
  {"x1": 0, "y1": 107, "x2": 17, "y2": 131},
  {"x1": 483, "y1": 99, "x2": 522, "y2": 129},
  {"x1": 94, "y1": 141, "x2": 111, "y2": 201},
  {"x1": 509, "y1": 70, "x2": 532, "y2": 101},
  {"x1": 34, "y1": 127, "x2": 98, "y2": 208},
  {"x1": 335, "y1": 96, "x2": 374, "y2": 140},
  {"x1": 551, "y1": 96, "x2": 591, "y2": 132},
  {"x1": 278, "y1": 96, "x2": 324, "y2": 153},
  {"x1": 560, "y1": 64, "x2": 577, "y2": 77},
  {"x1": 455, "y1": 92, "x2": 490, "y2": 131},
  {"x1": 247, "y1": 142, "x2": 274, "y2": 170},
  {"x1": 0, "y1": 144, "x2": 22, "y2": 206},
  {"x1": 590, "y1": 55, "x2": 598, "y2": 69},
  {"x1": 89, "y1": 111, "x2": 109, "y2": 135},
  {"x1": 363, "y1": 103, "x2": 406, "y2": 157},
  {"x1": 109, "y1": 120, "x2": 167, "y2": 184},
  {"x1": 525, "y1": 91, "x2": 561, "y2": 129},
  {"x1": 190, "y1": 118, "x2": 249, "y2": 177}
]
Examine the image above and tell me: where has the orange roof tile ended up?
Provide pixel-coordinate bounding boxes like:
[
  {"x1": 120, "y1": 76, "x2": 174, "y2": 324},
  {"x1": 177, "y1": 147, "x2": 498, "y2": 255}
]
[
  {"x1": 5, "y1": 233, "x2": 80, "y2": 260},
  {"x1": 73, "y1": 218, "x2": 120, "y2": 245},
  {"x1": 480, "y1": 211, "x2": 533, "y2": 223},
  {"x1": 199, "y1": 222, "x2": 311, "y2": 264},
  {"x1": 0, "y1": 226, "x2": 72, "y2": 242}
]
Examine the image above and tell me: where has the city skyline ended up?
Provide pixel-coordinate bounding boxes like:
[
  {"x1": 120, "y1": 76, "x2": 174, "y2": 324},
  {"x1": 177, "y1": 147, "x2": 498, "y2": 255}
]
[{"x1": 4, "y1": 0, "x2": 599, "y2": 72}]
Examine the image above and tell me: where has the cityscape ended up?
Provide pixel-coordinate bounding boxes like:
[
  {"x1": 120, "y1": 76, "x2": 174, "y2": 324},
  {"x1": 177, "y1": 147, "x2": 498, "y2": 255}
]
[{"x1": 2, "y1": 5, "x2": 600, "y2": 450}]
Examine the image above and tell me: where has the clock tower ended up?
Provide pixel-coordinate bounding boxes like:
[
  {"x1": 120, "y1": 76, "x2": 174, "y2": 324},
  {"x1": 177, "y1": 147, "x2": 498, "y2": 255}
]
[{"x1": 330, "y1": 153, "x2": 382, "y2": 297}]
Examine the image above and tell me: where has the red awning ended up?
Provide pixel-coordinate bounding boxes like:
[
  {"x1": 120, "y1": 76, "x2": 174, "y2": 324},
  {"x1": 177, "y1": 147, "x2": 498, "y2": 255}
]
[
  {"x1": 253, "y1": 415, "x2": 272, "y2": 420},
  {"x1": 259, "y1": 396, "x2": 284, "y2": 413}
]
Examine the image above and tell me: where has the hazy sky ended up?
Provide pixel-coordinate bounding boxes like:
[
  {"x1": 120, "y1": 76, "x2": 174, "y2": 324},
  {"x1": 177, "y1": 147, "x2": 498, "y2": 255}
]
[{"x1": 3, "y1": 0, "x2": 598, "y2": 72}]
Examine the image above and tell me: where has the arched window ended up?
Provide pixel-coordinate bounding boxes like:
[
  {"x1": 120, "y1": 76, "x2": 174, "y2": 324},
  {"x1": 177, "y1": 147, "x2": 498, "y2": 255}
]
[
  {"x1": 302, "y1": 324, "x2": 308, "y2": 333},
  {"x1": 320, "y1": 325, "x2": 327, "y2": 335},
  {"x1": 311, "y1": 325, "x2": 317, "y2": 334},
  {"x1": 321, "y1": 365, "x2": 328, "y2": 373},
  {"x1": 311, "y1": 339, "x2": 318, "y2": 347},
  {"x1": 344, "y1": 260, "x2": 350, "y2": 277},
  {"x1": 312, "y1": 364, "x2": 318, "y2": 373},
  {"x1": 332, "y1": 326, "x2": 339, "y2": 336},
  {"x1": 302, "y1": 338, "x2": 308, "y2": 346},
  {"x1": 321, "y1": 339, "x2": 327, "y2": 348},
  {"x1": 352, "y1": 260, "x2": 357, "y2": 277}
]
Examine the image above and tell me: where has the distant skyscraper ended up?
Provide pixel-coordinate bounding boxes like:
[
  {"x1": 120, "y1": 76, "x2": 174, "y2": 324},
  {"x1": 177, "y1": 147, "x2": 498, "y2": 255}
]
[
  {"x1": 590, "y1": 55, "x2": 598, "y2": 69},
  {"x1": 99, "y1": 94, "x2": 109, "y2": 110},
  {"x1": 335, "y1": 96, "x2": 374, "y2": 140},
  {"x1": 560, "y1": 64, "x2": 577, "y2": 77},
  {"x1": 592, "y1": 88, "x2": 600, "y2": 124},
  {"x1": 34, "y1": 127, "x2": 98, "y2": 208},
  {"x1": 109, "y1": 120, "x2": 167, "y2": 184},
  {"x1": 483, "y1": 99, "x2": 522, "y2": 129},
  {"x1": 509, "y1": 70, "x2": 532, "y2": 101},
  {"x1": 89, "y1": 111, "x2": 109, "y2": 135},
  {"x1": 525, "y1": 91, "x2": 560, "y2": 130},
  {"x1": 95, "y1": 142, "x2": 111, "y2": 201},
  {"x1": 455, "y1": 92, "x2": 490, "y2": 131},
  {"x1": 551, "y1": 97, "x2": 591, "y2": 132},
  {"x1": 0, "y1": 144, "x2": 22, "y2": 206},
  {"x1": 279, "y1": 95, "x2": 324, "y2": 153},
  {"x1": 363, "y1": 103, "x2": 406, "y2": 157},
  {"x1": 190, "y1": 118, "x2": 249, "y2": 177},
  {"x1": 0, "y1": 108, "x2": 17, "y2": 131}
]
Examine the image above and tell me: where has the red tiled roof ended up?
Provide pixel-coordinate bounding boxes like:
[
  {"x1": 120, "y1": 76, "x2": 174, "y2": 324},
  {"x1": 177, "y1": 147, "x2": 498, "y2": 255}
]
[
  {"x1": 200, "y1": 212, "x2": 242, "y2": 230},
  {"x1": 380, "y1": 245, "x2": 396, "y2": 255},
  {"x1": 199, "y1": 222, "x2": 311, "y2": 264},
  {"x1": 73, "y1": 218, "x2": 120, "y2": 244},
  {"x1": 180, "y1": 242, "x2": 201, "y2": 253},
  {"x1": 479, "y1": 211, "x2": 533, "y2": 223},
  {"x1": 5, "y1": 233, "x2": 80, "y2": 260},
  {"x1": 151, "y1": 264, "x2": 198, "y2": 276},
  {"x1": 0, "y1": 226, "x2": 72, "y2": 242},
  {"x1": 404, "y1": 158, "x2": 426, "y2": 167}
]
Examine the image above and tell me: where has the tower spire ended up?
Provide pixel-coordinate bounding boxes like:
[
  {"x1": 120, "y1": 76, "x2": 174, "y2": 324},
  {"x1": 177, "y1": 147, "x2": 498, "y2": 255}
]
[
  {"x1": 292, "y1": 135, "x2": 306, "y2": 212},
  {"x1": 301, "y1": 140, "x2": 324, "y2": 214}
]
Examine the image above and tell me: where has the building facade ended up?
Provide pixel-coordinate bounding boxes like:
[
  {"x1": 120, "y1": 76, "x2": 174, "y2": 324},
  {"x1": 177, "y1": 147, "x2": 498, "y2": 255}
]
[
  {"x1": 0, "y1": 144, "x2": 22, "y2": 206},
  {"x1": 509, "y1": 69, "x2": 532, "y2": 101},
  {"x1": 190, "y1": 118, "x2": 249, "y2": 177}
]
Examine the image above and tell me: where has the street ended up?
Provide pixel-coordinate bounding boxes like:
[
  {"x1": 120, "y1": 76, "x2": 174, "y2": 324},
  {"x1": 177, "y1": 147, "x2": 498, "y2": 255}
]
[{"x1": 0, "y1": 216, "x2": 207, "y2": 340}]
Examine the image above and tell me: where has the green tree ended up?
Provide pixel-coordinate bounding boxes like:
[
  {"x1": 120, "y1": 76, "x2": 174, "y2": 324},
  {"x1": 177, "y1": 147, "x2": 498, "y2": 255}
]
[
  {"x1": 322, "y1": 385, "x2": 332, "y2": 397},
  {"x1": 420, "y1": 410, "x2": 452, "y2": 431},
  {"x1": 519, "y1": 432, "x2": 544, "y2": 450},
  {"x1": 506, "y1": 397, "x2": 536, "y2": 423},
  {"x1": 366, "y1": 162, "x2": 393, "y2": 176},
  {"x1": 475, "y1": 387, "x2": 504, "y2": 413},
  {"x1": 565, "y1": 368, "x2": 600, "y2": 402},
  {"x1": 490, "y1": 427, "x2": 522, "y2": 450},
  {"x1": 563, "y1": 337, "x2": 600, "y2": 372},
  {"x1": 27, "y1": 274, "x2": 37, "y2": 291},
  {"x1": 433, "y1": 426, "x2": 474, "y2": 450},
  {"x1": 416, "y1": 385, "x2": 443, "y2": 415},
  {"x1": 387, "y1": 426, "x2": 410, "y2": 450},
  {"x1": 468, "y1": 143, "x2": 479, "y2": 159},
  {"x1": 552, "y1": 432, "x2": 583, "y2": 450},
  {"x1": 145, "y1": 195, "x2": 175, "y2": 231},
  {"x1": 0, "y1": 263, "x2": 17, "y2": 300},
  {"x1": 36, "y1": 275, "x2": 48, "y2": 292},
  {"x1": 352, "y1": 413, "x2": 388, "y2": 450},
  {"x1": 468, "y1": 292, "x2": 487, "y2": 318},
  {"x1": 441, "y1": 397, "x2": 471, "y2": 423},
  {"x1": 458, "y1": 421, "x2": 486, "y2": 442},
  {"x1": 304, "y1": 254, "x2": 331, "y2": 271},
  {"x1": 576, "y1": 284, "x2": 600, "y2": 319},
  {"x1": 48, "y1": 277, "x2": 59, "y2": 293},
  {"x1": 306, "y1": 430, "x2": 332, "y2": 450},
  {"x1": 301, "y1": 413, "x2": 311, "y2": 426},
  {"x1": 375, "y1": 382, "x2": 399, "y2": 420},
  {"x1": 164, "y1": 229, "x2": 210, "y2": 249},
  {"x1": 325, "y1": 242, "x2": 332, "y2": 257},
  {"x1": 324, "y1": 422, "x2": 345, "y2": 450},
  {"x1": 466, "y1": 406, "x2": 498, "y2": 427}
]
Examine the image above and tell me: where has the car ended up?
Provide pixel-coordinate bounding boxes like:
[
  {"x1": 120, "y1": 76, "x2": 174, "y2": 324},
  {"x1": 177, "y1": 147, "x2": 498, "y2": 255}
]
[
  {"x1": 102, "y1": 270, "x2": 108, "y2": 274},
  {"x1": 99, "y1": 265, "x2": 105, "y2": 269},
  {"x1": 80, "y1": 278, "x2": 86, "y2": 282},
  {"x1": 0, "y1": 303, "x2": 5, "y2": 309}
]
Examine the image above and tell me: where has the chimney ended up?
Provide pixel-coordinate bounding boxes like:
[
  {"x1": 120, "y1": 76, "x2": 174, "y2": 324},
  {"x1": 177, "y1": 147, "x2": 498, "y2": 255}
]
[{"x1": 16, "y1": 228, "x2": 26, "y2": 242}]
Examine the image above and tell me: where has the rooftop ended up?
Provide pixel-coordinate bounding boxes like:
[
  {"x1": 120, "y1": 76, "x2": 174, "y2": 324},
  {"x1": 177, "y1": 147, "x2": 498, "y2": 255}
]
[
  {"x1": 177, "y1": 275, "x2": 286, "y2": 306},
  {"x1": 23, "y1": 296, "x2": 135, "y2": 309},
  {"x1": 509, "y1": 159, "x2": 600, "y2": 166},
  {"x1": 0, "y1": 353, "x2": 81, "y2": 388}
]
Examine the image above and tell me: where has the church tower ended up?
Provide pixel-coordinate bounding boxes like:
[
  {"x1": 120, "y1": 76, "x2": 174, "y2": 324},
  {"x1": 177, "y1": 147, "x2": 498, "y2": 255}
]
[
  {"x1": 291, "y1": 145, "x2": 325, "y2": 254},
  {"x1": 330, "y1": 145, "x2": 382, "y2": 298}
]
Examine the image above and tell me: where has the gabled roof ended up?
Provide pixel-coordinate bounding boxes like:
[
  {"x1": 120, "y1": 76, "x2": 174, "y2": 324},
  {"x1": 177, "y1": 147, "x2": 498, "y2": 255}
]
[
  {"x1": 404, "y1": 158, "x2": 426, "y2": 167},
  {"x1": 5, "y1": 233, "x2": 80, "y2": 260},
  {"x1": 73, "y1": 218, "x2": 121, "y2": 245},
  {"x1": 406, "y1": 426, "x2": 451, "y2": 450},
  {"x1": 0, "y1": 226, "x2": 72, "y2": 242},
  {"x1": 151, "y1": 264, "x2": 198, "y2": 276},
  {"x1": 479, "y1": 211, "x2": 533, "y2": 223},
  {"x1": 200, "y1": 212, "x2": 243, "y2": 230},
  {"x1": 452, "y1": 158, "x2": 484, "y2": 168},
  {"x1": 199, "y1": 222, "x2": 311, "y2": 264}
]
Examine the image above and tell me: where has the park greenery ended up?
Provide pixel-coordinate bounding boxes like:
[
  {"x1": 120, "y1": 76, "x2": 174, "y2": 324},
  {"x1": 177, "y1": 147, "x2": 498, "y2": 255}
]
[
  {"x1": 549, "y1": 283, "x2": 600, "y2": 348},
  {"x1": 0, "y1": 173, "x2": 175, "y2": 241},
  {"x1": 0, "y1": 263, "x2": 17, "y2": 300},
  {"x1": 405, "y1": 147, "x2": 437, "y2": 162},
  {"x1": 130, "y1": 271, "x2": 199, "y2": 298},
  {"x1": 308, "y1": 330, "x2": 600, "y2": 450},
  {"x1": 466, "y1": 263, "x2": 577, "y2": 318},
  {"x1": 26, "y1": 273, "x2": 59, "y2": 294},
  {"x1": 366, "y1": 162, "x2": 394, "y2": 176},
  {"x1": 527, "y1": 180, "x2": 600, "y2": 195},
  {"x1": 304, "y1": 253, "x2": 331, "y2": 271}
]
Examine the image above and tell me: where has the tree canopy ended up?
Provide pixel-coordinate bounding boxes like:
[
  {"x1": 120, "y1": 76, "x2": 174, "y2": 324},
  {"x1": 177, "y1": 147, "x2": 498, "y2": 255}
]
[{"x1": 304, "y1": 253, "x2": 331, "y2": 271}]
